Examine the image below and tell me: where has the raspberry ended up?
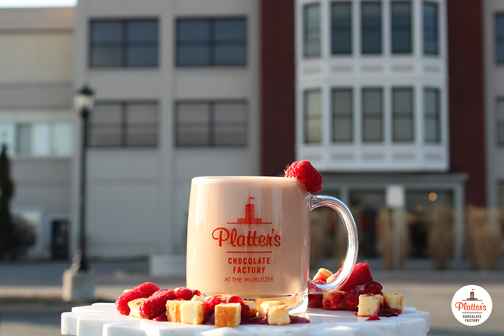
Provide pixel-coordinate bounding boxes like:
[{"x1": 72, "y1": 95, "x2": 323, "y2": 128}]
[
  {"x1": 309, "y1": 278, "x2": 325, "y2": 293},
  {"x1": 308, "y1": 294, "x2": 323, "y2": 308},
  {"x1": 193, "y1": 289, "x2": 202, "y2": 296},
  {"x1": 343, "y1": 281, "x2": 383, "y2": 311},
  {"x1": 322, "y1": 291, "x2": 346, "y2": 310},
  {"x1": 153, "y1": 311, "x2": 168, "y2": 322},
  {"x1": 115, "y1": 282, "x2": 160, "y2": 315},
  {"x1": 240, "y1": 302, "x2": 251, "y2": 318},
  {"x1": 225, "y1": 296, "x2": 250, "y2": 317},
  {"x1": 139, "y1": 289, "x2": 176, "y2": 319},
  {"x1": 206, "y1": 295, "x2": 224, "y2": 313},
  {"x1": 331, "y1": 263, "x2": 373, "y2": 292},
  {"x1": 175, "y1": 287, "x2": 194, "y2": 300},
  {"x1": 284, "y1": 160, "x2": 322, "y2": 193}
]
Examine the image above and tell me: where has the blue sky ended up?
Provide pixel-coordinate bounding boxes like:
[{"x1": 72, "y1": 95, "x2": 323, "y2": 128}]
[{"x1": 0, "y1": 0, "x2": 76, "y2": 7}]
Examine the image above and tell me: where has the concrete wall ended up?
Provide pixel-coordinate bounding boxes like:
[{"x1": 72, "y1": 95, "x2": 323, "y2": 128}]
[{"x1": 74, "y1": 0, "x2": 260, "y2": 258}]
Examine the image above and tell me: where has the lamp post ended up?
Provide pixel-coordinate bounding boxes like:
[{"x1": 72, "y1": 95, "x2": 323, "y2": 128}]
[
  {"x1": 63, "y1": 84, "x2": 95, "y2": 302},
  {"x1": 73, "y1": 85, "x2": 94, "y2": 272}
]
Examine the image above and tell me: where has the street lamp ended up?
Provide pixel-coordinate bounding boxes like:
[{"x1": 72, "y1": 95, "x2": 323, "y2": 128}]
[
  {"x1": 63, "y1": 84, "x2": 96, "y2": 302},
  {"x1": 73, "y1": 84, "x2": 94, "y2": 272}
]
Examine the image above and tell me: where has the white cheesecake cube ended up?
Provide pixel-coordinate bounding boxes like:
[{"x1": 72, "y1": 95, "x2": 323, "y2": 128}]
[
  {"x1": 180, "y1": 301, "x2": 204, "y2": 324},
  {"x1": 357, "y1": 294, "x2": 381, "y2": 317},
  {"x1": 383, "y1": 292, "x2": 404, "y2": 313}
]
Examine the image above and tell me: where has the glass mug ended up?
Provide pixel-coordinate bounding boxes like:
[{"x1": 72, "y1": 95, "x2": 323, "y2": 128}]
[{"x1": 186, "y1": 176, "x2": 358, "y2": 313}]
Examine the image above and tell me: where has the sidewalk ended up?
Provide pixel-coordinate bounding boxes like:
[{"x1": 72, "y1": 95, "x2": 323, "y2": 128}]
[{"x1": 0, "y1": 259, "x2": 503, "y2": 336}]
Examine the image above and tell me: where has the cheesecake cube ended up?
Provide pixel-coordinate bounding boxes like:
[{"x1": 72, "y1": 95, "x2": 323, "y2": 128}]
[
  {"x1": 128, "y1": 298, "x2": 146, "y2": 318},
  {"x1": 383, "y1": 292, "x2": 404, "y2": 314},
  {"x1": 357, "y1": 294, "x2": 381, "y2": 317},
  {"x1": 180, "y1": 301, "x2": 204, "y2": 324},
  {"x1": 258, "y1": 300, "x2": 285, "y2": 317},
  {"x1": 267, "y1": 304, "x2": 290, "y2": 325},
  {"x1": 215, "y1": 303, "x2": 241, "y2": 328},
  {"x1": 166, "y1": 300, "x2": 184, "y2": 322},
  {"x1": 313, "y1": 268, "x2": 333, "y2": 282}
]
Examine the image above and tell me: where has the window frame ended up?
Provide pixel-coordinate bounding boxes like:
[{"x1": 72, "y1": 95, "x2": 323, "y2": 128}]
[
  {"x1": 424, "y1": 87, "x2": 441, "y2": 143},
  {"x1": 175, "y1": 17, "x2": 247, "y2": 67},
  {"x1": 331, "y1": 2, "x2": 352, "y2": 55},
  {"x1": 304, "y1": 89, "x2": 322, "y2": 143},
  {"x1": 392, "y1": 87, "x2": 414, "y2": 142},
  {"x1": 175, "y1": 100, "x2": 248, "y2": 148},
  {"x1": 391, "y1": 1, "x2": 413, "y2": 54},
  {"x1": 361, "y1": 1, "x2": 382, "y2": 55},
  {"x1": 495, "y1": 14, "x2": 504, "y2": 64},
  {"x1": 88, "y1": 101, "x2": 159, "y2": 148},
  {"x1": 423, "y1": 1, "x2": 439, "y2": 56},
  {"x1": 496, "y1": 97, "x2": 504, "y2": 146},
  {"x1": 303, "y1": 3, "x2": 321, "y2": 58},
  {"x1": 88, "y1": 18, "x2": 159, "y2": 68},
  {"x1": 332, "y1": 88, "x2": 353, "y2": 142},
  {"x1": 362, "y1": 88, "x2": 383, "y2": 142}
]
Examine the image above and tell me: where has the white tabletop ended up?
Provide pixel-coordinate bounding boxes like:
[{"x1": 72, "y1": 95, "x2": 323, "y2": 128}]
[{"x1": 61, "y1": 303, "x2": 430, "y2": 336}]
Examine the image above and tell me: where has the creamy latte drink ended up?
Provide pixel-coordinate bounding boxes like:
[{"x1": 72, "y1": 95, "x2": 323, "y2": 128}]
[{"x1": 186, "y1": 176, "x2": 358, "y2": 313}]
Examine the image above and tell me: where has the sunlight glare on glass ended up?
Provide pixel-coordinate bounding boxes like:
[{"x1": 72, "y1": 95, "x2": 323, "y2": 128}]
[{"x1": 428, "y1": 192, "x2": 437, "y2": 202}]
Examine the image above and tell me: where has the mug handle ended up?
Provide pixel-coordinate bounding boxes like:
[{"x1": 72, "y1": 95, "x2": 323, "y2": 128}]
[{"x1": 309, "y1": 194, "x2": 358, "y2": 292}]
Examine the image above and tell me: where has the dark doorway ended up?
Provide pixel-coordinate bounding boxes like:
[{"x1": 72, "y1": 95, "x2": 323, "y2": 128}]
[{"x1": 51, "y1": 219, "x2": 69, "y2": 260}]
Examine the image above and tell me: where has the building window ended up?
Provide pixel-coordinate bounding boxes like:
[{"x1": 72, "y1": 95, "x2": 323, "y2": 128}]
[
  {"x1": 332, "y1": 88, "x2": 353, "y2": 142},
  {"x1": 304, "y1": 3, "x2": 321, "y2": 58},
  {"x1": 16, "y1": 124, "x2": 32, "y2": 154},
  {"x1": 424, "y1": 88, "x2": 440, "y2": 143},
  {"x1": 304, "y1": 90, "x2": 322, "y2": 143},
  {"x1": 497, "y1": 98, "x2": 504, "y2": 145},
  {"x1": 362, "y1": 88, "x2": 383, "y2": 142},
  {"x1": 361, "y1": 2, "x2": 382, "y2": 54},
  {"x1": 496, "y1": 14, "x2": 504, "y2": 63},
  {"x1": 176, "y1": 18, "x2": 246, "y2": 67},
  {"x1": 331, "y1": 2, "x2": 352, "y2": 55},
  {"x1": 89, "y1": 19, "x2": 158, "y2": 68},
  {"x1": 89, "y1": 102, "x2": 158, "y2": 147},
  {"x1": 0, "y1": 121, "x2": 73, "y2": 156},
  {"x1": 423, "y1": 2, "x2": 438, "y2": 55},
  {"x1": 499, "y1": 181, "x2": 504, "y2": 209},
  {"x1": 176, "y1": 101, "x2": 247, "y2": 147},
  {"x1": 391, "y1": 1, "x2": 412, "y2": 54},
  {"x1": 393, "y1": 88, "x2": 414, "y2": 142}
]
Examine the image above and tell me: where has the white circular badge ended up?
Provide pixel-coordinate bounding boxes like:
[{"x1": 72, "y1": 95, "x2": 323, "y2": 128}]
[{"x1": 451, "y1": 285, "x2": 492, "y2": 326}]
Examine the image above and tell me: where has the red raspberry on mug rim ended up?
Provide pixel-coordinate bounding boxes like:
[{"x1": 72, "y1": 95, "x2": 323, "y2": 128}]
[{"x1": 284, "y1": 160, "x2": 322, "y2": 193}]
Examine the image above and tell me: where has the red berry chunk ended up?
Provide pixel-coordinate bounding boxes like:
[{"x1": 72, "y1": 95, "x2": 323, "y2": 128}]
[
  {"x1": 139, "y1": 289, "x2": 176, "y2": 319},
  {"x1": 284, "y1": 160, "x2": 322, "y2": 193},
  {"x1": 115, "y1": 282, "x2": 160, "y2": 316},
  {"x1": 206, "y1": 295, "x2": 224, "y2": 313},
  {"x1": 226, "y1": 296, "x2": 244, "y2": 304},
  {"x1": 322, "y1": 291, "x2": 346, "y2": 310},
  {"x1": 153, "y1": 311, "x2": 168, "y2": 322},
  {"x1": 332, "y1": 263, "x2": 373, "y2": 292},
  {"x1": 343, "y1": 281, "x2": 383, "y2": 311},
  {"x1": 308, "y1": 294, "x2": 323, "y2": 308},
  {"x1": 309, "y1": 278, "x2": 325, "y2": 293},
  {"x1": 175, "y1": 287, "x2": 194, "y2": 300}
]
